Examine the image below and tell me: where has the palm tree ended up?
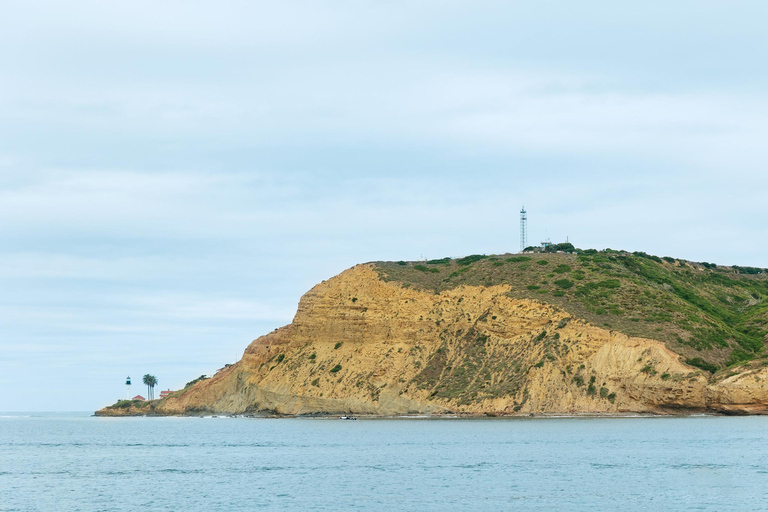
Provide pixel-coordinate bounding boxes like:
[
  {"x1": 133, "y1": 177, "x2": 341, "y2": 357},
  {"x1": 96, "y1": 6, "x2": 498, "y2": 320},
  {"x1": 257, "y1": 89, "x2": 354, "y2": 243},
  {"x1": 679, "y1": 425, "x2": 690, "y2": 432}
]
[
  {"x1": 143, "y1": 374, "x2": 158, "y2": 400},
  {"x1": 149, "y1": 375, "x2": 157, "y2": 400}
]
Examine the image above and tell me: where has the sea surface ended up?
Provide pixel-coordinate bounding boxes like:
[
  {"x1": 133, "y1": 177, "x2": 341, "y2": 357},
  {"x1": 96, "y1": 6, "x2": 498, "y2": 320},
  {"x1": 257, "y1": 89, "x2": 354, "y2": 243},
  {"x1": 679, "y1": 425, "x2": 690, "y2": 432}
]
[{"x1": 1, "y1": 413, "x2": 768, "y2": 511}]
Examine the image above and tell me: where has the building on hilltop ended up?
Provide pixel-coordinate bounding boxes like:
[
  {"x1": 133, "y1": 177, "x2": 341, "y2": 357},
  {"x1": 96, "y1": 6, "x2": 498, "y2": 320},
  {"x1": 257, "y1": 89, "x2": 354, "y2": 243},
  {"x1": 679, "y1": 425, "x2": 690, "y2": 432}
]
[
  {"x1": 132, "y1": 395, "x2": 145, "y2": 401},
  {"x1": 159, "y1": 390, "x2": 175, "y2": 399}
]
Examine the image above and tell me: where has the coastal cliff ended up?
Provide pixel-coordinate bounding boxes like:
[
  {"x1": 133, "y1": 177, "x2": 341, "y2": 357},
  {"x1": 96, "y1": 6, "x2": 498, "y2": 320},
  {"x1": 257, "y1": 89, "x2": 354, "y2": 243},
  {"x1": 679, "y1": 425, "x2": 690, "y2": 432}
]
[{"x1": 97, "y1": 251, "x2": 768, "y2": 417}]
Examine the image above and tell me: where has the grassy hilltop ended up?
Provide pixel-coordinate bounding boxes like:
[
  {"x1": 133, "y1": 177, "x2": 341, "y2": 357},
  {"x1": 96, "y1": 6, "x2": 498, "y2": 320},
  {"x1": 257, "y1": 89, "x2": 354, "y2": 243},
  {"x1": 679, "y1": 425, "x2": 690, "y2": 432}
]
[{"x1": 375, "y1": 250, "x2": 768, "y2": 376}]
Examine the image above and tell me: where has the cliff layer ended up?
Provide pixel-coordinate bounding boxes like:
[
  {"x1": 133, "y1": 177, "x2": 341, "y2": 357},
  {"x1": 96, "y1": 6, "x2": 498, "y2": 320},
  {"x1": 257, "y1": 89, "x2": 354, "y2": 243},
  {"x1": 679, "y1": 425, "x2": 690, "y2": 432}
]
[{"x1": 100, "y1": 256, "x2": 768, "y2": 417}]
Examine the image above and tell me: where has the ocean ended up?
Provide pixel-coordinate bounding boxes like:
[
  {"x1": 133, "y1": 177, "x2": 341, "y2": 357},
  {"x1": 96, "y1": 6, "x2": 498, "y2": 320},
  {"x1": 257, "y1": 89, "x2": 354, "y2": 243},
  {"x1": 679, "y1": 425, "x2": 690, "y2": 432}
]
[{"x1": 1, "y1": 413, "x2": 767, "y2": 511}]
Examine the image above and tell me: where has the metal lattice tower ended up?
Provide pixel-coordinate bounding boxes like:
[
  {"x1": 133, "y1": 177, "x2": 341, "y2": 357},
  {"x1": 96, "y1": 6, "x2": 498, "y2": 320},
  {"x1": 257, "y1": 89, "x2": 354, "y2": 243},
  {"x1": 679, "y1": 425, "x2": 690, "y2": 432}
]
[{"x1": 520, "y1": 206, "x2": 527, "y2": 252}]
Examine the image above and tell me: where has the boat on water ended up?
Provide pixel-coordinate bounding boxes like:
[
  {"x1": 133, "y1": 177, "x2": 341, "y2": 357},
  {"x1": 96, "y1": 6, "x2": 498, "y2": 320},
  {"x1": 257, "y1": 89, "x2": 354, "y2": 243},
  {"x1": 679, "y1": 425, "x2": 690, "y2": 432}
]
[{"x1": 339, "y1": 415, "x2": 357, "y2": 420}]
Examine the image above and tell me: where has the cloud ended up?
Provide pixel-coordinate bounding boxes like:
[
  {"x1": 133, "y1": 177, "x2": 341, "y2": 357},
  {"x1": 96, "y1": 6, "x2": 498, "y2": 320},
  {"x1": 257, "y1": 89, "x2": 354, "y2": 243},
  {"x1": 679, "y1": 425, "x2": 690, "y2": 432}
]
[{"x1": 1, "y1": 1, "x2": 767, "y2": 410}]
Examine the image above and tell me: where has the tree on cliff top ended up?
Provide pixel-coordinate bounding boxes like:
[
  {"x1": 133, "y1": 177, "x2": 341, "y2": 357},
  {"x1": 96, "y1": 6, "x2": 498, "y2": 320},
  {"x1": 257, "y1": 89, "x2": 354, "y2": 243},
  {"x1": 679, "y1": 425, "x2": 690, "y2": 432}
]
[{"x1": 142, "y1": 374, "x2": 157, "y2": 400}]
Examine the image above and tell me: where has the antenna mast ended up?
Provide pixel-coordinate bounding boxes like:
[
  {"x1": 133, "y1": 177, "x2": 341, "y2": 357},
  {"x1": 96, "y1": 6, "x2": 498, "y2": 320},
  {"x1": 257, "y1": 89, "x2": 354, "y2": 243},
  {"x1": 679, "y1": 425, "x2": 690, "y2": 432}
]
[{"x1": 520, "y1": 206, "x2": 528, "y2": 252}]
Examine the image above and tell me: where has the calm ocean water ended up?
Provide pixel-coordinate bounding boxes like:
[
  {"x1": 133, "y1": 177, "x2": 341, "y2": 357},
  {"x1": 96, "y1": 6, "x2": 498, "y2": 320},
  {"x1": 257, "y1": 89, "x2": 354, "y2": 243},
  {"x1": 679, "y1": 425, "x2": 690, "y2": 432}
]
[{"x1": 1, "y1": 413, "x2": 768, "y2": 511}]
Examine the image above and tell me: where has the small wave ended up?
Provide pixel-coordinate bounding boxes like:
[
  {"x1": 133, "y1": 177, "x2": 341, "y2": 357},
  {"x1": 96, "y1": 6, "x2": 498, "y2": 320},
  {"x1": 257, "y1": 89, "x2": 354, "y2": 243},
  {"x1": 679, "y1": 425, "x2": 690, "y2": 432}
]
[
  {"x1": 590, "y1": 463, "x2": 622, "y2": 469},
  {"x1": 667, "y1": 463, "x2": 729, "y2": 470},
  {"x1": 456, "y1": 462, "x2": 495, "y2": 469}
]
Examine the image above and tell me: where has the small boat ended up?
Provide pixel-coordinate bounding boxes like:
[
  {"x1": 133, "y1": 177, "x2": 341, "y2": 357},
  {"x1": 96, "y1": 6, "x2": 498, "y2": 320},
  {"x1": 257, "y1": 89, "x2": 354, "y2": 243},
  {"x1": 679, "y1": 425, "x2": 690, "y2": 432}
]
[{"x1": 339, "y1": 415, "x2": 357, "y2": 420}]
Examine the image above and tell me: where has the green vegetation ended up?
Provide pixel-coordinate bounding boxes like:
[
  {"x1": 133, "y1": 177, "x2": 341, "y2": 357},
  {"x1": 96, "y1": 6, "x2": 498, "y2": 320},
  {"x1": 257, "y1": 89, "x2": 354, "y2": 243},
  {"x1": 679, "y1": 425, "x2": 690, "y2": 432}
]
[
  {"x1": 330, "y1": 364, "x2": 342, "y2": 373},
  {"x1": 685, "y1": 358, "x2": 718, "y2": 373},
  {"x1": 733, "y1": 266, "x2": 765, "y2": 275},
  {"x1": 185, "y1": 375, "x2": 209, "y2": 388},
  {"x1": 107, "y1": 399, "x2": 150, "y2": 410},
  {"x1": 457, "y1": 254, "x2": 488, "y2": 266},
  {"x1": 415, "y1": 264, "x2": 440, "y2": 273},
  {"x1": 550, "y1": 242, "x2": 576, "y2": 253},
  {"x1": 334, "y1": 342, "x2": 343, "y2": 350},
  {"x1": 374, "y1": 249, "x2": 768, "y2": 374},
  {"x1": 142, "y1": 374, "x2": 158, "y2": 400},
  {"x1": 276, "y1": 353, "x2": 285, "y2": 364}
]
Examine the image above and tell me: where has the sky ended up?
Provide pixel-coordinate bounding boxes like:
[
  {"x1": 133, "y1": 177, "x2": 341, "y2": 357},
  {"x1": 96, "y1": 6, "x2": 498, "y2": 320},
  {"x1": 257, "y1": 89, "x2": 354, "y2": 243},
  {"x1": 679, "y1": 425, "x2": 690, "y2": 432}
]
[{"x1": 1, "y1": 1, "x2": 767, "y2": 411}]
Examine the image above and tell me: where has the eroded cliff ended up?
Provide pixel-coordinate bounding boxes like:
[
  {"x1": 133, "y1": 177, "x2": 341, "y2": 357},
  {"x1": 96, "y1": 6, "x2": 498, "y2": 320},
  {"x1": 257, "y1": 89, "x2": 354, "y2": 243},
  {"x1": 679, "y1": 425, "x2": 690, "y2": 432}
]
[{"x1": 104, "y1": 262, "x2": 768, "y2": 417}]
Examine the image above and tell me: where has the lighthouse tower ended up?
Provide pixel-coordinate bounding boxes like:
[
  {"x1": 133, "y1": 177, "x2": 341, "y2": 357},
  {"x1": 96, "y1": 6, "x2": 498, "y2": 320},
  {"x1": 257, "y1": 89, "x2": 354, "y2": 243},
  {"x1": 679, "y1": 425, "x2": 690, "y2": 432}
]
[
  {"x1": 125, "y1": 376, "x2": 131, "y2": 400},
  {"x1": 520, "y1": 206, "x2": 528, "y2": 252}
]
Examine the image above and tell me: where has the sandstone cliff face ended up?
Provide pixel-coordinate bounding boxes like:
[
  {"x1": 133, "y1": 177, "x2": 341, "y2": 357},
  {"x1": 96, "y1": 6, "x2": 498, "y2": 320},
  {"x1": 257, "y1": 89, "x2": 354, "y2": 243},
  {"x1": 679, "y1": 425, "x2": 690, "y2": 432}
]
[{"x1": 131, "y1": 265, "x2": 768, "y2": 416}]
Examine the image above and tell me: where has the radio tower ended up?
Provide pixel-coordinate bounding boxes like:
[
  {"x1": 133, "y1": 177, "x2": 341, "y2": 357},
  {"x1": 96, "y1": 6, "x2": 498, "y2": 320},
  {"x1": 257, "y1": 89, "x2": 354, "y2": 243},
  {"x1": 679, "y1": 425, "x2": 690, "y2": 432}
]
[{"x1": 520, "y1": 206, "x2": 528, "y2": 253}]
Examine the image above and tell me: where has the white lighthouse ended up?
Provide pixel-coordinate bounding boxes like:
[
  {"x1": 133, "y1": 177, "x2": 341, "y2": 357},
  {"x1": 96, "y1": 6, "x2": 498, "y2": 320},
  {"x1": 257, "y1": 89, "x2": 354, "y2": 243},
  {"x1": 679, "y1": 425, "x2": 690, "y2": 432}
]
[{"x1": 125, "y1": 376, "x2": 131, "y2": 400}]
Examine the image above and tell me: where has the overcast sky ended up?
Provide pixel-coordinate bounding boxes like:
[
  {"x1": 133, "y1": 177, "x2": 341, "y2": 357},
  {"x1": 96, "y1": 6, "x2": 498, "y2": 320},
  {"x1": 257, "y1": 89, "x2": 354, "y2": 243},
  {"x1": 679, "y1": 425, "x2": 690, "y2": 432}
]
[{"x1": 1, "y1": 1, "x2": 767, "y2": 411}]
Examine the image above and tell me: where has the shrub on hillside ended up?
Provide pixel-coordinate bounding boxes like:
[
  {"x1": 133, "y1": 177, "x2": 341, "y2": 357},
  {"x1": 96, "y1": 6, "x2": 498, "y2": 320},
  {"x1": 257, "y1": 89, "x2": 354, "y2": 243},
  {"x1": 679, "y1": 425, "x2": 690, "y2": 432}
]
[
  {"x1": 733, "y1": 265, "x2": 764, "y2": 275},
  {"x1": 685, "y1": 358, "x2": 718, "y2": 373},
  {"x1": 457, "y1": 254, "x2": 488, "y2": 266},
  {"x1": 633, "y1": 251, "x2": 663, "y2": 263},
  {"x1": 185, "y1": 375, "x2": 209, "y2": 388}
]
